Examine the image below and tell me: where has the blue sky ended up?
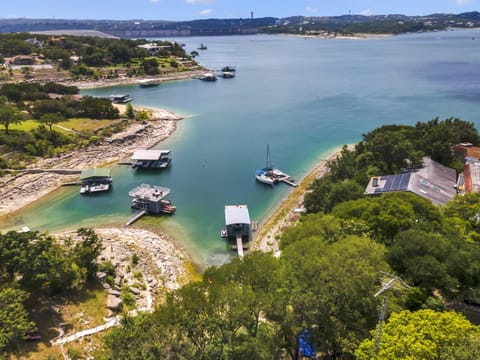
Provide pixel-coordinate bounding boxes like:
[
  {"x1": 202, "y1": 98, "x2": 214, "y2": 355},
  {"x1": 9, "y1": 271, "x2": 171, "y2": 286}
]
[{"x1": 2, "y1": 0, "x2": 479, "y2": 21}]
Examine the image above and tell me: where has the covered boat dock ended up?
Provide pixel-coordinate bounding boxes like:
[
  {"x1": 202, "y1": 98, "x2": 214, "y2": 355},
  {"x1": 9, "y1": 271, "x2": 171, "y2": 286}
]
[
  {"x1": 222, "y1": 205, "x2": 251, "y2": 257},
  {"x1": 131, "y1": 149, "x2": 172, "y2": 169}
]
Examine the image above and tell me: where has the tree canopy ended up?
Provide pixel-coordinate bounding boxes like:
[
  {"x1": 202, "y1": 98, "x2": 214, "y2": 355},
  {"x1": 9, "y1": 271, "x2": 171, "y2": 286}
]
[{"x1": 355, "y1": 309, "x2": 480, "y2": 360}]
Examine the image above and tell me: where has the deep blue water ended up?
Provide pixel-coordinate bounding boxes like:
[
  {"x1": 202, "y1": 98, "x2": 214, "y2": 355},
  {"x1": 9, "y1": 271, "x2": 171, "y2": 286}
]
[{"x1": 3, "y1": 30, "x2": 480, "y2": 266}]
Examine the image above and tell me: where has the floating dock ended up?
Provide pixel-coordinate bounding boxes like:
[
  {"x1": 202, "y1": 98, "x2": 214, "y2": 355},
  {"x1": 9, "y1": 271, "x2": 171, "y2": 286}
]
[
  {"x1": 126, "y1": 184, "x2": 176, "y2": 226},
  {"x1": 131, "y1": 149, "x2": 172, "y2": 170}
]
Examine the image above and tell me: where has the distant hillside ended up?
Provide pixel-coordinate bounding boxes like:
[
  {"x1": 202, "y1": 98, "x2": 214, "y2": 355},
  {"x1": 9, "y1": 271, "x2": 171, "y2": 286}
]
[{"x1": 0, "y1": 12, "x2": 478, "y2": 38}]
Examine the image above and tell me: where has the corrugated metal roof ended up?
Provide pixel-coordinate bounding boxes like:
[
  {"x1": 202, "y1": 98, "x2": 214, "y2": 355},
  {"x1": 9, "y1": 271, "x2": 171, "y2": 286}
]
[
  {"x1": 80, "y1": 168, "x2": 111, "y2": 180},
  {"x1": 225, "y1": 205, "x2": 251, "y2": 225},
  {"x1": 131, "y1": 149, "x2": 171, "y2": 160}
]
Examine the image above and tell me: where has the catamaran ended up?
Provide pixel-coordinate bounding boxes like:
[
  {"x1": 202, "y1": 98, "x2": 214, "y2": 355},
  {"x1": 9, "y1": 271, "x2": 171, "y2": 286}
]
[{"x1": 255, "y1": 145, "x2": 298, "y2": 187}]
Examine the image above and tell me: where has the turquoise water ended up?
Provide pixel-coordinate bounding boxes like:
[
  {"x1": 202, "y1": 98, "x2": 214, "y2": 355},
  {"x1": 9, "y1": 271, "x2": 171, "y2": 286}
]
[{"x1": 3, "y1": 31, "x2": 480, "y2": 266}]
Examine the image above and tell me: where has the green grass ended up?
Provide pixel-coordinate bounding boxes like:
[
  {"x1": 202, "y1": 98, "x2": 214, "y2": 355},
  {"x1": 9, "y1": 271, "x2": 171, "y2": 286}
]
[
  {"x1": 8, "y1": 120, "x2": 41, "y2": 132},
  {"x1": 58, "y1": 118, "x2": 119, "y2": 132},
  {"x1": 5, "y1": 118, "x2": 118, "y2": 134}
]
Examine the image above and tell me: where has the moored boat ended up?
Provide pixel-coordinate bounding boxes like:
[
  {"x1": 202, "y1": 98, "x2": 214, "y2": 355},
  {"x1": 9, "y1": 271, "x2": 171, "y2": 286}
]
[
  {"x1": 255, "y1": 145, "x2": 297, "y2": 187},
  {"x1": 219, "y1": 71, "x2": 235, "y2": 78},
  {"x1": 109, "y1": 94, "x2": 133, "y2": 103},
  {"x1": 199, "y1": 72, "x2": 217, "y2": 81}
]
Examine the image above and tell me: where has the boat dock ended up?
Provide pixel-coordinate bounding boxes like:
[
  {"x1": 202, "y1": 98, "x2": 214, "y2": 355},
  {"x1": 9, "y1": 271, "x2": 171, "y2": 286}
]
[
  {"x1": 126, "y1": 209, "x2": 147, "y2": 226},
  {"x1": 280, "y1": 176, "x2": 298, "y2": 187},
  {"x1": 222, "y1": 205, "x2": 251, "y2": 257},
  {"x1": 126, "y1": 184, "x2": 176, "y2": 226}
]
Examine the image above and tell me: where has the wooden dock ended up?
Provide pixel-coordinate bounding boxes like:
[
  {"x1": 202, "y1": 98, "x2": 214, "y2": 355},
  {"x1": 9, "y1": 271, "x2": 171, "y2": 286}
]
[
  {"x1": 236, "y1": 234, "x2": 244, "y2": 258},
  {"x1": 280, "y1": 177, "x2": 298, "y2": 187}
]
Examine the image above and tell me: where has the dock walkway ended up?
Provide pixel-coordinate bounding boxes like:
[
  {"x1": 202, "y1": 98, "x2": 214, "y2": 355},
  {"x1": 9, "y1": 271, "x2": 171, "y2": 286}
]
[
  {"x1": 126, "y1": 209, "x2": 147, "y2": 226},
  {"x1": 236, "y1": 234, "x2": 244, "y2": 258}
]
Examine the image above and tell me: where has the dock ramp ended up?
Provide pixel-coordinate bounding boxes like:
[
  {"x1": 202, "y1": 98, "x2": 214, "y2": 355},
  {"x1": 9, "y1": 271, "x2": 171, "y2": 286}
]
[{"x1": 126, "y1": 209, "x2": 147, "y2": 226}]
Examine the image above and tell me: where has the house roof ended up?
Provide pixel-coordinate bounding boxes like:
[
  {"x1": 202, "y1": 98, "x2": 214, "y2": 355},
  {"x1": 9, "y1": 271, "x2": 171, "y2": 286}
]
[
  {"x1": 225, "y1": 205, "x2": 251, "y2": 225},
  {"x1": 364, "y1": 157, "x2": 457, "y2": 205},
  {"x1": 80, "y1": 168, "x2": 111, "y2": 180}
]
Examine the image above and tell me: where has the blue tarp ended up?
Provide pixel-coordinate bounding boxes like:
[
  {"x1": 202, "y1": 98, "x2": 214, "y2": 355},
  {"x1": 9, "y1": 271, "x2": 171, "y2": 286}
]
[{"x1": 298, "y1": 329, "x2": 316, "y2": 359}]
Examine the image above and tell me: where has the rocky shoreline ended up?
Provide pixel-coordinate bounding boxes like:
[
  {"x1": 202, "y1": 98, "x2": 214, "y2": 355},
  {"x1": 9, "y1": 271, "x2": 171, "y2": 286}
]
[{"x1": 0, "y1": 106, "x2": 181, "y2": 217}]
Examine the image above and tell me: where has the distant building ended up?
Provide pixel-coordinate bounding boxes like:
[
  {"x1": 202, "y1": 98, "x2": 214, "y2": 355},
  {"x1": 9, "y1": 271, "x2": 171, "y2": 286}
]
[
  {"x1": 10, "y1": 55, "x2": 35, "y2": 66},
  {"x1": 137, "y1": 43, "x2": 171, "y2": 55},
  {"x1": 453, "y1": 144, "x2": 480, "y2": 194},
  {"x1": 364, "y1": 157, "x2": 457, "y2": 205}
]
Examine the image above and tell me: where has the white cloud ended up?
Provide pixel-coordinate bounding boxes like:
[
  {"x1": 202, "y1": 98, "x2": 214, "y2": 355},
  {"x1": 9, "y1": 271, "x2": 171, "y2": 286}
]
[
  {"x1": 360, "y1": 8, "x2": 373, "y2": 16},
  {"x1": 455, "y1": 0, "x2": 472, "y2": 5},
  {"x1": 186, "y1": 0, "x2": 213, "y2": 4},
  {"x1": 305, "y1": 6, "x2": 317, "y2": 14},
  {"x1": 150, "y1": 0, "x2": 161, "y2": 3},
  {"x1": 199, "y1": 9, "x2": 213, "y2": 16}
]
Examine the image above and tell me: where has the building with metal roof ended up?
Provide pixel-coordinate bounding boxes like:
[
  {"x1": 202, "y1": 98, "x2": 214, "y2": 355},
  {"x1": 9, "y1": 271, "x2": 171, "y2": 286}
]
[
  {"x1": 223, "y1": 205, "x2": 251, "y2": 239},
  {"x1": 364, "y1": 157, "x2": 457, "y2": 205},
  {"x1": 131, "y1": 149, "x2": 172, "y2": 169}
]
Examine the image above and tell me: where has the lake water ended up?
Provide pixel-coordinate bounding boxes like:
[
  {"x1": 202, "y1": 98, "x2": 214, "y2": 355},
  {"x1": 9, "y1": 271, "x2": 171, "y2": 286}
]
[{"x1": 3, "y1": 30, "x2": 480, "y2": 267}]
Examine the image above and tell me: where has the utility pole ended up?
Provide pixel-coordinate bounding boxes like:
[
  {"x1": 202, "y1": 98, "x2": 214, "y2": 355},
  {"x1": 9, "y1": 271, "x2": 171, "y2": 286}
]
[{"x1": 373, "y1": 273, "x2": 409, "y2": 355}]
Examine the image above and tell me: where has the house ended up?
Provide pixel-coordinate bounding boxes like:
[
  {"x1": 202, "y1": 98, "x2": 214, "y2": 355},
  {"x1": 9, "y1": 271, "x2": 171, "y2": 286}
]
[
  {"x1": 453, "y1": 144, "x2": 480, "y2": 194},
  {"x1": 12, "y1": 55, "x2": 35, "y2": 66},
  {"x1": 137, "y1": 43, "x2": 171, "y2": 56},
  {"x1": 364, "y1": 157, "x2": 457, "y2": 205}
]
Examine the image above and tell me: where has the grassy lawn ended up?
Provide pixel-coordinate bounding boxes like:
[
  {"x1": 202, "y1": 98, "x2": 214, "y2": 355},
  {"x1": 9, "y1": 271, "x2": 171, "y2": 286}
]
[
  {"x1": 58, "y1": 118, "x2": 120, "y2": 132},
  {"x1": 6, "y1": 118, "x2": 119, "y2": 134}
]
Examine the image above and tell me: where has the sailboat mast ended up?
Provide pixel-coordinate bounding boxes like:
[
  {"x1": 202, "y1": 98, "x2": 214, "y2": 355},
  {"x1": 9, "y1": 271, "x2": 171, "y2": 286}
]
[{"x1": 266, "y1": 144, "x2": 272, "y2": 169}]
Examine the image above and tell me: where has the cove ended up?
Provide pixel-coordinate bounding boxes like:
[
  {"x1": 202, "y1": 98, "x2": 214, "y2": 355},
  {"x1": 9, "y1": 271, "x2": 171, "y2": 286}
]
[{"x1": 2, "y1": 31, "x2": 480, "y2": 267}]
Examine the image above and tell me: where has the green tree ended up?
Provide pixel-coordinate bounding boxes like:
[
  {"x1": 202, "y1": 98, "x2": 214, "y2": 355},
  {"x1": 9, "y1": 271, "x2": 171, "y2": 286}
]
[
  {"x1": 304, "y1": 176, "x2": 363, "y2": 214},
  {"x1": 355, "y1": 309, "x2": 480, "y2": 360},
  {"x1": 38, "y1": 113, "x2": 64, "y2": 131},
  {"x1": 388, "y1": 230, "x2": 480, "y2": 296},
  {"x1": 0, "y1": 104, "x2": 24, "y2": 134},
  {"x1": 278, "y1": 236, "x2": 390, "y2": 357},
  {"x1": 73, "y1": 228, "x2": 102, "y2": 280},
  {"x1": 332, "y1": 192, "x2": 442, "y2": 244},
  {"x1": 142, "y1": 58, "x2": 159, "y2": 75},
  {"x1": 0, "y1": 287, "x2": 35, "y2": 350},
  {"x1": 125, "y1": 102, "x2": 134, "y2": 120}
]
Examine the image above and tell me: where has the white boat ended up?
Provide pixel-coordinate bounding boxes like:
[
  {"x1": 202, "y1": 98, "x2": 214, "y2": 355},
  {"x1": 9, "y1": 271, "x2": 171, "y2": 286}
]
[
  {"x1": 109, "y1": 94, "x2": 133, "y2": 103},
  {"x1": 255, "y1": 145, "x2": 297, "y2": 187},
  {"x1": 199, "y1": 72, "x2": 217, "y2": 81},
  {"x1": 219, "y1": 71, "x2": 235, "y2": 78},
  {"x1": 255, "y1": 169, "x2": 275, "y2": 185}
]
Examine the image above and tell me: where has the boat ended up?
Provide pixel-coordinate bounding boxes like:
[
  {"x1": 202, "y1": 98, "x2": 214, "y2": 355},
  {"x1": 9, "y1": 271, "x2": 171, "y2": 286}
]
[
  {"x1": 79, "y1": 168, "x2": 113, "y2": 194},
  {"x1": 219, "y1": 71, "x2": 235, "y2": 79},
  {"x1": 198, "y1": 43, "x2": 207, "y2": 50},
  {"x1": 221, "y1": 66, "x2": 236, "y2": 72},
  {"x1": 137, "y1": 79, "x2": 159, "y2": 88},
  {"x1": 109, "y1": 94, "x2": 133, "y2": 104},
  {"x1": 199, "y1": 72, "x2": 217, "y2": 81},
  {"x1": 255, "y1": 145, "x2": 297, "y2": 187}
]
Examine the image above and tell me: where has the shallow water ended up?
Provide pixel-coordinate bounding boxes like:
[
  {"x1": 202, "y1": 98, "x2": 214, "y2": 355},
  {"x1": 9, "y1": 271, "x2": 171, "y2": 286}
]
[{"x1": 2, "y1": 30, "x2": 480, "y2": 267}]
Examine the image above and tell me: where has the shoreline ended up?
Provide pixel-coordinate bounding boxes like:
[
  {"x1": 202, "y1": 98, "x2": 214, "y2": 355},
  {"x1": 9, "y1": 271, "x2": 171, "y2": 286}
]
[
  {"x1": 0, "y1": 104, "x2": 182, "y2": 218},
  {"x1": 252, "y1": 145, "x2": 354, "y2": 255},
  {"x1": 67, "y1": 69, "x2": 208, "y2": 89}
]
